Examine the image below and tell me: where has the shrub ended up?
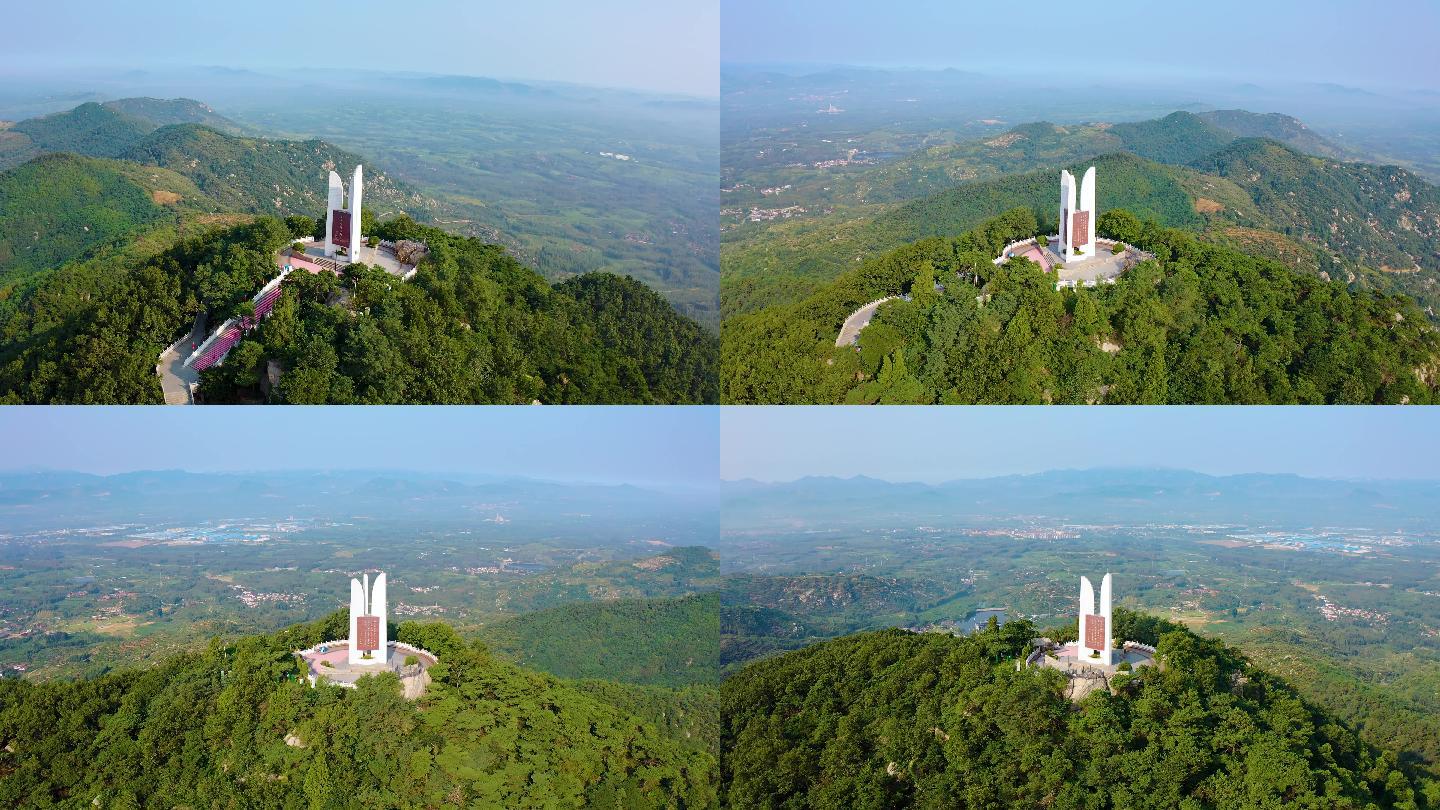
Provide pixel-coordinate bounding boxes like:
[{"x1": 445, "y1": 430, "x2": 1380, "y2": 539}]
[
  {"x1": 1117, "y1": 661, "x2": 1132, "y2": 671},
  {"x1": 320, "y1": 660, "x2": 333, "y2": 668},
  {"x1": 405, "y1": 654, "x2": 419, "y2": 666}
]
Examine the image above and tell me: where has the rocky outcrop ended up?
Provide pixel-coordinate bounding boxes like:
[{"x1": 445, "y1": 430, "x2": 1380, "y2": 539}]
[{"x1": 394, "y1": 239, "x2": 429, "y2": 265}]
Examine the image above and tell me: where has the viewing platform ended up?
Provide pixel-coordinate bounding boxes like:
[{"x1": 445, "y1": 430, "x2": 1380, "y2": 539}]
[
  {"x1": 282, "y1": 237, "x2": 418, "y2": 280},
  {"x1": 993, "y1": 235, "x2": 1152, "y2": 289},
  {"x1": 296, "y1": 640, "x2": 438, "y2": 700}
]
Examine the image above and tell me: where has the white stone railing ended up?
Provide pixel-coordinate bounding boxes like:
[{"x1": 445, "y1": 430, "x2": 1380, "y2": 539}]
[
  {"x1": 295, "y1": 639, "x2": 439, "y2": 663},
  {"x1": 184, "y1": 319, "x2": 236, "y2": 369},
  {"x1": 391, "y1": 641, "x2": 439, "y2": 665},
  {"x1": 184, "y1": 267, "x2": 292, "y2": 368},
  {"x1": 1123, "y1": 641, "x2": 1157, "y2": 655},
  {"x1": 993, "y1": 236, "x2": 1046, "y2": 265},
  {"x1": 1024, "y1": 647, "x2": 1046, "y2": 668},
  {"x1": 295, "y1": 639, "x2": 343, "y2": 658}
]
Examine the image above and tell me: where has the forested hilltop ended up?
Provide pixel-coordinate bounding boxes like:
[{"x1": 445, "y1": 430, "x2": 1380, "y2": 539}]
[
  {"x1": 722, "y1": 208, "x2": 1440, "y2": 404},
  {"x1": 721, "y1": 613, "x2": 1439, "y2": 808},
  {"x1": 0, "y1": 611, "x2": 715, "y2": 808},
  {"x1": 722, "y1": 111, "x2": 1440, "y2": 321},
  {"x1": 0, "y1": 214, "x2": 717, "y2": 404},
  {"x1": 0, "y1": 98, "x2": 718, "y2": 403}
]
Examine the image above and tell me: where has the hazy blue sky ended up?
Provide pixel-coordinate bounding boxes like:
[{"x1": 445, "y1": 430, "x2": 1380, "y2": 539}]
[
  {"x1": 722, "y1": 407, "x2": 1440, "y2": 483},
  {"x1": 0, "y1": 407, "x2": 718, "y2": 486},
  {"x1": 2, "y1": 0, "x2": 719, "y2": 97},
  {"x1": 722, "y1": 0, "x2": 1440, "y2": 91}
]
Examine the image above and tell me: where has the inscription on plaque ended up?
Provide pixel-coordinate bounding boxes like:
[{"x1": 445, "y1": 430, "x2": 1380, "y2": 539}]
[
  {"x1": 356, "y1": 615, "x2": 379, "y2": 651},
  {"x1": 331, "y1": 209, "x2": 352, "y2": 248},
  {"x1": 1071, "y1": 211, "x2": 1090, "y2": 247},
  {"x1": 1084, "y1": 613, "x2": 1105, "y2": 649}
]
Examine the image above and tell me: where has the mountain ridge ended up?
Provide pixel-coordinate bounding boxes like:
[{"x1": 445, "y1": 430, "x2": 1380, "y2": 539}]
[{"x1": 721, "y1": 109, "x2": 1440, "y2": 319}]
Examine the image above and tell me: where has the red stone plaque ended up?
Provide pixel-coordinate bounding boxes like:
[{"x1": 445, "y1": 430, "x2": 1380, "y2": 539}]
[
  {"x1": 1071, "y1": 211, "x2": 1090, "y2": 247},
  {"x1": 331, "y1": 209, "x2": 352, "y2": 247},
  {"x1": 1084, "y1": 614, "x2": 1105, "y2": 650},
  {"x1": 356, "y1": 615, "x2": 379, "y2": 651}
]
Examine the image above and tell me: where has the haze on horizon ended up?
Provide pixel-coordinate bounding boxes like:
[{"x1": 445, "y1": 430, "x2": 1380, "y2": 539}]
[
  {"x1": 721, "y1": 407, "x2": 1440, "y2": 484},
  {"x1": 0, "y1": 407, "x2": 719, "y2": 487},
  {"x1": 0, "y1": 0, "x2": 719, "y2": 98},
  {"x1": 722, "y1": 0, "x2": 1440, "y2": 93}
]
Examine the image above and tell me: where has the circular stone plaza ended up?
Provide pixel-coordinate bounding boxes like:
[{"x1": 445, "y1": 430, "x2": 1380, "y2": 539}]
[
  {"x1": 297, "y1": 640, "x2": 438, "y2": 700},
  {"x1": 992, "y1": 233, "x2": 1148, "y2": 289},
  {"x1": 294, "y1": 572, "x2": 439, "y2": 700},
  {"x1": 1020, "y1": 573, "x2": 1157, "y2": 702}
]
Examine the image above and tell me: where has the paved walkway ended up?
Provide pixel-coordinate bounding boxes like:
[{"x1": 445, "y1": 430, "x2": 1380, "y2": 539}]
[
  {"x1": 835, "y1": 296, "x2": 899, "y2": 347},
  {"x1": 155, "y1": 315, "x2": 205, "y2": 405},
  {"x1": 998, "y1": 237, "x2": 1152, "y2": 288},
  {"x1": 1055, "y1": 244, "x2": 1130, "y2": 285},
  {"x1": 290, "y1": 239, "x2": 414, "y2": 278}
]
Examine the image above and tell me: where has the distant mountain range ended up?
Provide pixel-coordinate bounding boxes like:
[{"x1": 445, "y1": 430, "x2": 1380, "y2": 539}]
[
  {"x1": 0, "y1": 469, "x2": 714, "y2": 528},
  {"x1": 721, "y1": 469, "x2": 1440, "y2": 529},
  {"x1": 0, "y1": 98, "x2": 435, "y2": 282}
]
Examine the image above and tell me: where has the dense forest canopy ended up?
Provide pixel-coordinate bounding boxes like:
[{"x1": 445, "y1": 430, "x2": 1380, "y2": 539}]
[
  {"x1": 9, "y1": 102, "x2": 155, "y2": 160},
  {"x1": 481, "y1": 594, "x2": 719, "y2": 688},
  {"x1": 0, "y1": 214, "x2": 717, "y2": 404},
  {"x1": 0, "y1": 153, "x2": 171, "y2": 281},
  {"x1": 721, "y1": 207, "x2": 1440, "y2": 404},
  {"x1": 0, "y1": 611, "x2": 716, "y2": 809},
  {"x1": 721, "y1": 613, "x2": 1439, "y2": 808}
]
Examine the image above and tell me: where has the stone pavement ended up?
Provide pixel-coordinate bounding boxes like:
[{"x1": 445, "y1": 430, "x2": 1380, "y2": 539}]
[
  {"x1": 155, "y1": 315, "x2": 205, "y2": 405},
  {"x1": 836, "y1": 296, "x2": 899, "y2": 347}
]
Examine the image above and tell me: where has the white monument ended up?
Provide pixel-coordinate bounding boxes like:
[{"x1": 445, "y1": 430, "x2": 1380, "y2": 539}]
[
  {"x1": 324, "y1": 165, "x2": 364, "y2": 261},
  {"x1": 1078, "y1": 572, "x2": 1113, "y2": 666},
  {"x1": 347, "y1": 571, "x2": 387, "y2": 666},
  {"x1": 1059, "y1": 166, "x2": 1096, "y2": 263}
]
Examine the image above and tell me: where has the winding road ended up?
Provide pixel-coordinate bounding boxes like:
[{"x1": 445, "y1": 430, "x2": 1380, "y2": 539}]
[{"x1": 835, "y1": 296, "x2": 899, "y2": 348}]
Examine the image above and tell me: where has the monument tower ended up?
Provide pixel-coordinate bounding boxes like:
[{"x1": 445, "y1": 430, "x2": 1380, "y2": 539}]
[
  {"x1": 347, "y1": 571, "x2": 387, "y2": 666},
  {"x1": 1078, "y1": 572, "x2": 1113, "y2": 666},
  {"x1": 1059, "y1": 166, "x2": 1096, "y2": 263},
  {"x1": 324, "y1": 165, "x2": 364, "y2": 260}
]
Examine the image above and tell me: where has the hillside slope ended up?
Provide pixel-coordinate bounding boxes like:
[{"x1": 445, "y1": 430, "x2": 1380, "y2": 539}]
[
  {"x1": 721, "y1": 617, "x2": 1438, "y2": 808},
  {"x1": 721, "y1": 209, "x2": 1440, "y2": 404},
  {"x1": 1195, "y1": 138, "x2": 1440, "y2": 276},
  {"x1": 0, "y1": 97, "x2": 241, "y2": 172},
  {"x1": 1197, "y1": 109, "x2": 1349, "y2": 159},
  {"x1": 0, "y1": 612, "x2": 716, "y2": 808},
  {"x1": 0, "y1": 118, "x2": 433, "y2": 287},
  {"x1": 481, "y1": 593, "x2": 718, "y2": 687},
  {"x1": 0, "y1": 153, "x2": 173, "y2": 281},
  {"x1": 9, "y1": 101, "x2": 153, "y2": 159},
  {"x1": 101, "y1": 97, "x2": 240, "y2": 131},
  {"x1": 0, "y1": 215, "x2": 719, "y2": 404},
  {"x1": 122, "y1": 123, "x2": 431, "y2": 220}
]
